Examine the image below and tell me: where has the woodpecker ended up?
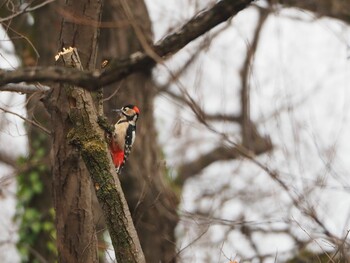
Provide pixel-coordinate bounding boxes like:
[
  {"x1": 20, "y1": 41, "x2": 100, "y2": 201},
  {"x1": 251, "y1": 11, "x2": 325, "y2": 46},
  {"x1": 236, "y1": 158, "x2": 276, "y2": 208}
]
[{"x1": 109, "y1": 105, "x2": 140, "y2": 174}]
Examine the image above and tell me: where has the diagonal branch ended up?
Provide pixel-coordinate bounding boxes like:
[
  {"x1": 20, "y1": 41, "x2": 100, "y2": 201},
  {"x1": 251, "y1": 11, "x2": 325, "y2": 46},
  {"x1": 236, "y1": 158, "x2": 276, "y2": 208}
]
[
  {"x1": 0, "y1": 151, "x2": 17, "y2": 167},
  {"x1": 0, "y1": 106, "x2": 51, "y2": 134},
  {"x1": 0, "y1": 0, "x2": 55, "y2": 23},
  {"x1": 153, "y1": 0, "x2": 254, "y2": 57},
  {"x1": 0, "y1": 0, "x2": 254, "y2": 90},
  {"x1": 176, "y1": 138, "x2": 272, "y2": 186},
  {"x1": 0, "y1": 83, "x2": 50, "y2": 94},
  {"x1": 275, "y1": 0, "x2": 350, "y2": 25}
]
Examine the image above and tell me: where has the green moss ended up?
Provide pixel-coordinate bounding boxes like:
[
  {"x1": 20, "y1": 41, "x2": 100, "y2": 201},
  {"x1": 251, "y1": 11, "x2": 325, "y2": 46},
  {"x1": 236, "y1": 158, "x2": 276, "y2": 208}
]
[
  {"x1": 84, "y1": 140, "x2": 105, "y2": 152},
  {"x1": 67, "y1": 129, "x2": 81, "y2": 147}
]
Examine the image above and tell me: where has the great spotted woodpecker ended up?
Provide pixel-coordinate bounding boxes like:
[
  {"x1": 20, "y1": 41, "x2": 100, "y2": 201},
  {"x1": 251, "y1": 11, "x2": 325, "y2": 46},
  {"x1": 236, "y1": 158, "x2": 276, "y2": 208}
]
[{"x1": 110, "y1": 105, "x2": 140, "y2": 174}]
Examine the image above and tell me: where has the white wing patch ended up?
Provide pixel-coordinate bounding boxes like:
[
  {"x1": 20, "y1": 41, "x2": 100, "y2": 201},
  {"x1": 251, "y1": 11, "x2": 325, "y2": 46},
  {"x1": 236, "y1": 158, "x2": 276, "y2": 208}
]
[{"x1": 131, "y1": 130, "x2": 136, "y2": 146}]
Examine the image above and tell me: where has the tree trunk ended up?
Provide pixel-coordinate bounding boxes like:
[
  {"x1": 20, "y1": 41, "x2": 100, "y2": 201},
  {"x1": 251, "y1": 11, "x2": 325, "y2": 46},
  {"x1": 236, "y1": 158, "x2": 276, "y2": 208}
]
[
  {"x1": 51, "y1": 47, "x2": 145, "y2": 263},
  {"x1": 98, "y1": 0, "x2": 179, "y2": 262},
  {"x1": 44, "y1": 0, "x2": 103, "y2": 262}
]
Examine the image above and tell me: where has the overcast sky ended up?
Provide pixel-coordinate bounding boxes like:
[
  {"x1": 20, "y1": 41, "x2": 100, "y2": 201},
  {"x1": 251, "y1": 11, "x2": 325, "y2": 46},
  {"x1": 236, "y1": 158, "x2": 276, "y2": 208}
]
[{"x1": 1, "y1": 1, "x2": 350, "y2": 262}]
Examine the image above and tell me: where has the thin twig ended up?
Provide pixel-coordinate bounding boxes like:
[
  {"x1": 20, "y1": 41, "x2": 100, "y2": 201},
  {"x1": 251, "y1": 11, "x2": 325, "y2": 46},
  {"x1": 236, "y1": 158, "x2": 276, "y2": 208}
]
[
  {"x1": 2, "y1": 23, "x2": 40, "y2": 63},
  {"x1": 0, "y1": 151, "x2": 17, "y2": 167},
  {"x1": 119, "y1": 0, "x2": 161, "y2": 63},
  {"x1": 329, "y1": 229, "x2": 350, "y2": 262},
  {"x1": 170, "y1": 226, "x2": 210, "y2": 262},
  {"x1": 56, "y1": 7, "x2": 131, "y2": 28},
  {"x1": 0, "y1": 0, "x2": 55, "y2": 23},
  {"x1": 101, "y1": 79, "x2": 125, "y2": 103},
  {"x1": 0, "y1": 106, "x2": 50, "y2": 134}
]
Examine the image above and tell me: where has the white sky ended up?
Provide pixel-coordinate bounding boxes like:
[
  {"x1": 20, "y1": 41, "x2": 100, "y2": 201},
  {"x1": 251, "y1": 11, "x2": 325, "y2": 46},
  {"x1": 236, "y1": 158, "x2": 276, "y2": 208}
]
[
  {"x1": 1, "y1": 1, "x2": 350, "y2": 262},
  {"x1": 149, "y1": 2, "x2": 350, "y2": 262}
]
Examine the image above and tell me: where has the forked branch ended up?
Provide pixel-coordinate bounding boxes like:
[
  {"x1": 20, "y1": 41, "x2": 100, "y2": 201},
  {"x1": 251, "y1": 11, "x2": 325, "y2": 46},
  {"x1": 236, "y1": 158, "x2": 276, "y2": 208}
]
[{"x1": 0, "y1": 0, "x2": 254, "y2": 90}]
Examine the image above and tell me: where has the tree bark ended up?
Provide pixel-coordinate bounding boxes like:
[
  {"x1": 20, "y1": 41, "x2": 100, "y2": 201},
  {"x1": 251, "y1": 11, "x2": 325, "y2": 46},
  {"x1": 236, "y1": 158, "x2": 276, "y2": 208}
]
[{"x1": 49, "y1": 91, "x2": 99, "y2": 263}]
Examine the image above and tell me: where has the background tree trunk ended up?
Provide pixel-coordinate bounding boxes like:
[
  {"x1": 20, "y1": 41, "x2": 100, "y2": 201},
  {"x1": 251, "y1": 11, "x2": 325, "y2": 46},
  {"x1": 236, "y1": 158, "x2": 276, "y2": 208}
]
[
  {"x1": 24, "y1": 5, "x2": 61, "y2": 262},
  {"x1": 4, "y1": 2, "x2": 59, "y2": 262},
  {"x1": 98, "y1": 0, "x2": 179, "y2": 262}
]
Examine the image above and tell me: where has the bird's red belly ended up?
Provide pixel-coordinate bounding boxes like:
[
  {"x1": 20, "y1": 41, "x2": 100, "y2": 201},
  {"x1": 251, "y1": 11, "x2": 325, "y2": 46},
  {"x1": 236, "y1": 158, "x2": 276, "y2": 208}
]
[
  {"x1": 112, "y1": 150, "x2": 124, "y2": 168},
  {"x1": 110, "y1": 141, "x2": 124, "y2": 168}
]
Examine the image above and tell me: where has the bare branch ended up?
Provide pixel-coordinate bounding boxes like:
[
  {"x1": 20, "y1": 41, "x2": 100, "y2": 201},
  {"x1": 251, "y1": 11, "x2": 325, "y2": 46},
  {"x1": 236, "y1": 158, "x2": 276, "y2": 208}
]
[
  {"x1": 205, "y1": 113, "x2": 242, "y2": 122},
  {"x1": 0, "y1": 83, "x2": 50, "y2": 94},
  {"x1": 2, "y1": 22, "x2": 40, "y2": 62},
  {"x1": 240, "y1": 7, "x2": 269, "y2": 147},
  {"x1": 157, "y1": 20, "x2": 244, "y2": 123},
  {"x1": 275, "y1": 0, "x2": 350, "y2": 25},
  {"x1": 0, "y1": 0, "x2": 254, "y2": 90},
  {"x1": 176, "y1": 146, "x2": 240, "y2": 185},
  {"x1": 331, "y1": 230, "x2": 350, "y2": 261},
  {"x1": 153, "y1": 0, "x2": 254, "y2": 58},
  {"x1": 0, "y1": 0, "x2": 55, "y2": 23},
  {"x1": 0, "y1": 151, "x2": 17, "y2": 167},
  {"x1": 56, "y1": 7, "x2": 131, "y2": 28},
  {"x1": 173, "y1": 8, "x2": 272, "y2": 184},
  {"x1": 0, "y1": 106, "x2": 50, "y2": 135},
  {"x1": 176, "y1": 138, "x2": 272, "y2": 185},
  {"x1": 0, "y1": 66, "x2": 96, "y2": 89},
  {"x1": 250, "y1": 157, "x2": 337, "y2": 241}
]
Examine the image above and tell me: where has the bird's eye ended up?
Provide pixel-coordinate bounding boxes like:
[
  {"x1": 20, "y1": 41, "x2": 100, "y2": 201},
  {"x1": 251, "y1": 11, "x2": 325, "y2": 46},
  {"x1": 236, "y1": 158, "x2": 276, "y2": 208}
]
[{"x1": 122, "y1": 108, "x2": 133, "y2": 116}]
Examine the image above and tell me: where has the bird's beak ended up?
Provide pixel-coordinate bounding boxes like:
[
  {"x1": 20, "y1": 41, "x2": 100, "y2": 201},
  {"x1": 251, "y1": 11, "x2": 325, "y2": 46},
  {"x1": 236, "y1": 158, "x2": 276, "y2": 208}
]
[{"x1": 112, "y1": 109, "x2": 122, "y2": 116}]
